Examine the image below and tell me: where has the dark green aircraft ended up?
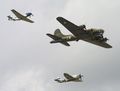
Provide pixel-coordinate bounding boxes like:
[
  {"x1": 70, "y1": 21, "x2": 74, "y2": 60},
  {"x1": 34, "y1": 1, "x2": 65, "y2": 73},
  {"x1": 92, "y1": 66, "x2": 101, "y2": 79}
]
[{"x1": 46, "y1": 17, "x2": 112, "y2": 48}]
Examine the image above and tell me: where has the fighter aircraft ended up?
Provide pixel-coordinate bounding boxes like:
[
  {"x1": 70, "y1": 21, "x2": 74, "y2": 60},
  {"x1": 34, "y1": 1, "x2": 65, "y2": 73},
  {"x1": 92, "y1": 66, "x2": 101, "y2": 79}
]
[
  {"x1": 7, "y1": 9, "x2": 34, "y2": 23},
  {"x1": 54, "y1": 73, "x2": 83, "y2": 83},
  {"x1": 46, "y1": 17, "x2": 112, "y2": 48}
]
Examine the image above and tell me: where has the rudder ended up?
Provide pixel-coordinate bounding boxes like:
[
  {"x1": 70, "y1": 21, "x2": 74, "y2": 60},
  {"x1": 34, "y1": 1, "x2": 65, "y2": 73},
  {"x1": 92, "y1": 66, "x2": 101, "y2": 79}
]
[{"x1": 54, "y1": 29, "x2": 64, "y2": 37}]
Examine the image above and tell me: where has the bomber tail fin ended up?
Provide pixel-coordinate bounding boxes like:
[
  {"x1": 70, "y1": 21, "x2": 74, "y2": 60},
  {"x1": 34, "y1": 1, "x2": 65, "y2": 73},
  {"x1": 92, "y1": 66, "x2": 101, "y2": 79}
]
[{"x1": 54, "y1": 29, "x2": 65, "y2": 37}]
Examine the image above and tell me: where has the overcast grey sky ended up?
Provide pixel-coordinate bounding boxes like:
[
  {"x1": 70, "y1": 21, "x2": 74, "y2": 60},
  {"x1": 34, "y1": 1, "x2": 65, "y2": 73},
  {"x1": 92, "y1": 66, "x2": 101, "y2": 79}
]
[{"x1": 0, "y1": 0, "x2": 120, "y2": 91}]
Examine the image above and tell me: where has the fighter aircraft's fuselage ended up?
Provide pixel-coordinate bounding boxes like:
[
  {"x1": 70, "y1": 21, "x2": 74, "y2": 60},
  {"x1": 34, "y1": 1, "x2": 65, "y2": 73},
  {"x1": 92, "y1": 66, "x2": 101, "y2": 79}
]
[{"x1": 66, "y1": 78, "x2": 82, "y2": 82}]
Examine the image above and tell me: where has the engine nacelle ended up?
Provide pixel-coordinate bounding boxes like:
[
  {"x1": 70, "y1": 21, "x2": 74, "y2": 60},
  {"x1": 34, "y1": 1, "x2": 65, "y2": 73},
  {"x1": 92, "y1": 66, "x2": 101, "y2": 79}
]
[
  {"x1": 92, "y1": 29, "x2": 104, "y2": 34},
  {"x1": 102, "y1": 37, "x2": 108, "y2": 42},
  {"x1": 79, "y1": 25, "x2": 86, "y2": 30}
]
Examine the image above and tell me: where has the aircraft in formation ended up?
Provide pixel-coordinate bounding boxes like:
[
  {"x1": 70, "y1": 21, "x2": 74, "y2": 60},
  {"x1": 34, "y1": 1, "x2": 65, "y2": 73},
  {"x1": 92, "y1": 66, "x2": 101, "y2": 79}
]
[
  {"x1": 54, "y1": 73, "x2": 83, "y2": 83},
  {"x1": 6, "y1": 9, "x2": 112, "y2": 84},
  {"x1": 7, "y1": 10, "x2": 112, "y2": 48},
  {"x1": 47, "y1": 17, "x2": 112, "y2": 48},
  {"x1": 7, "y1": 9, "x2": 34, "y2": 23}
]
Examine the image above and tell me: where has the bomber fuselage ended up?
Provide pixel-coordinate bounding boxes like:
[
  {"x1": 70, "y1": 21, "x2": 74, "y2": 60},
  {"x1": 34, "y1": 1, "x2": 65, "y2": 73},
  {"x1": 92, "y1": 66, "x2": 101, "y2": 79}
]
[
  {"x1": 58, "y1": 28, "x2": 107, "y2": 42},
  {"x1": 61, "y1": 35, "x2": 77, "y2": 41}
]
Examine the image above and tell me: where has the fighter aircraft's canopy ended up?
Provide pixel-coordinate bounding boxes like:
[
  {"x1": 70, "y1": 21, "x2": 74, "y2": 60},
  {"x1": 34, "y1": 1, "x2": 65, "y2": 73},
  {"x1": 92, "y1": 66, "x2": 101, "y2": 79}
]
[{"x1": 26, "y1": 12, "x2": 33, "y2": 17}]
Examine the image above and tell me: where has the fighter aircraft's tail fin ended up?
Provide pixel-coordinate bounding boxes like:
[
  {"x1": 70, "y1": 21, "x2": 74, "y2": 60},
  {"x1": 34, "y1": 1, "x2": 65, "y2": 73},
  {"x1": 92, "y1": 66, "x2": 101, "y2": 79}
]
[
  {"x1": 54, "y1": 29, "x2": 65, "y2": 37},
  {"x1": 7, "y1": 15, "x2": 16, "y2": 21},
  {"x1": 54, "y1": 78, "x2": 66, "y2": 83}
]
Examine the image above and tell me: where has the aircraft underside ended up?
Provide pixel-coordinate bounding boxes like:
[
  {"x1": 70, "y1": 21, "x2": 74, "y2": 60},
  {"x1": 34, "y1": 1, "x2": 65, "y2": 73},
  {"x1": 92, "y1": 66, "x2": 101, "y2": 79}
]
[
  {"x1": 47, "y1": 17, "x2": 112, "y2": 48},
  {"x1": 51, "y1": 34, "x2": 107, "y2": 44}
]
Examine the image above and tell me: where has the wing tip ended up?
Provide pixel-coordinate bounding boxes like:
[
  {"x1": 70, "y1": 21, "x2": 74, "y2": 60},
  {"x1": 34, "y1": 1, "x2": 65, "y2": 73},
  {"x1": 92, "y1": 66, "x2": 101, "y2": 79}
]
[
  {"x1": 56, "y1": 16, "x2": 63, "y2": 21},
  {"x1": 11, "y1": 9, "x2": 15, "y2": 11},
  {"x1": 46, "y1": 33, "x2": 51, "y2": 36},
  {"x1": 107, "y1": 46, "x2": 112, "y2": 48},
  {"x1": 63, "y1": 73, "x2": 68, "y2": 75},
  {"x1": 67, "y1": 44, "x2": 70, "y2": 46},
  {"x1": 30, "y1": 21, "x2": 34, "y2": 23},
  {"x1": 105, "y1": 44, "x2": 112, "y2": 48}
]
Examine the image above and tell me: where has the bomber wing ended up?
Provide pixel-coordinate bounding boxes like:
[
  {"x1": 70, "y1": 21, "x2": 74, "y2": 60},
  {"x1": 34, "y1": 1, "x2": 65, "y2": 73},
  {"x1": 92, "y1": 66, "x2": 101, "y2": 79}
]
[
  {"x1": 64, "y1": 73, "x2": 74, "y2": 80},
  {"x1": 57, "y1": 17, "x2": 112, "y2": 48},
  {"x1": 46, "y1": 34, "x2": 70, "y2": 46},
  {"x1": 11, "y1": 9, "x2": 34, "y2": 23},
  {"x1": 57, "y1": 17, "x2": 86, "y2": 37},
  {"x1": 82, "y1": 39, "x2": 112, "y2": 48}
]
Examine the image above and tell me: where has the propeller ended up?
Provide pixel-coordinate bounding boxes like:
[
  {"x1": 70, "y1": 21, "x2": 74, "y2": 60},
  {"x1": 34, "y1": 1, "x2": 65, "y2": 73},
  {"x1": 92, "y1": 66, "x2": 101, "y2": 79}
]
[{"x1": 78, "y1": 74, "x2": 84, "y2": 78}]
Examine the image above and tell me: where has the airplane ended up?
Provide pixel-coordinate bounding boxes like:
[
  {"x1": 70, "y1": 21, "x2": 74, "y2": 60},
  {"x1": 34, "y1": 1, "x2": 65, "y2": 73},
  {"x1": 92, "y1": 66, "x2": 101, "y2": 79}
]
[
  {"x1": 7, "y1": 9, "x2": 34, "y2": 23},
  {"x1": 54, "y1": 73, "x2": 83, "y2": 83},
  {"x1": 46, "y1": 17, "x2": 112, "y2": 48}
]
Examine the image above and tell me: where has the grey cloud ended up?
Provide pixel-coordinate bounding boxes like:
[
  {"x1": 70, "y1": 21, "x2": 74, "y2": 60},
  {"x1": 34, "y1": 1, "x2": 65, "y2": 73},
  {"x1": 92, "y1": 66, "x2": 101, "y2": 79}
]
[{"x1": 0, "y1": 0, "x2": 120, "y2": 91}]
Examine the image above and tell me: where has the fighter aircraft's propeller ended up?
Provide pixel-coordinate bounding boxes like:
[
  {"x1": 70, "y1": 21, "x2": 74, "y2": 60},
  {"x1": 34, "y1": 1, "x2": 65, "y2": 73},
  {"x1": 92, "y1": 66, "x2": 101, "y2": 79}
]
[{"x1": 78, "y1": 74, "x2": 83, "y2": 78}]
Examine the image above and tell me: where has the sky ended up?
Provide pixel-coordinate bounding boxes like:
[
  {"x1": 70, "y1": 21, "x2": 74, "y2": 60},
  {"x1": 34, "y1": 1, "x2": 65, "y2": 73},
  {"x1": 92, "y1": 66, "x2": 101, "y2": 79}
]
[{"x1": 0, "y1": 0, "x2": 120, "y2": 91}]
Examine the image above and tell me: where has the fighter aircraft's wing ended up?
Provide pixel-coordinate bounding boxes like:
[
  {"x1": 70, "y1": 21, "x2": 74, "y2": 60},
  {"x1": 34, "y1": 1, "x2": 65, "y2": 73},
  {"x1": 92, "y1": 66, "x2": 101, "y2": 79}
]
[
  {"x1": 57, "y1": 17, "x2": 85, "y2": 37},
  {"x1": 64, "y1": 73, "x2": 74, "y2": 80},
  {"x1": 82, "y1": 39, "x2": 112, "y2": 48},
  {"x1": 11, "y1": 9, "x2": 34, "y2": 23},
  {"x1": 46, "y1": 34, "x2": 70, "y2": 46}
]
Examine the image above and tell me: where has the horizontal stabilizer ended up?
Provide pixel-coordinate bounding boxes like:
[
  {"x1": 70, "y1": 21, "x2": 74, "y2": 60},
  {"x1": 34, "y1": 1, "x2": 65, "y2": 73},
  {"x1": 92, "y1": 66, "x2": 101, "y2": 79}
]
[
  {"x1": 54, "y1": 78, "x2": 66, "y2": 83},
  {"x1": 46, "y1": 33, "x2": 70, "y2": 46},
  {"x1": 46, "y1": 33, "x2": 60, "y2": 40},
  {"x1": 7, "y1": 15, "x2": 16, "y2": 21}
]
